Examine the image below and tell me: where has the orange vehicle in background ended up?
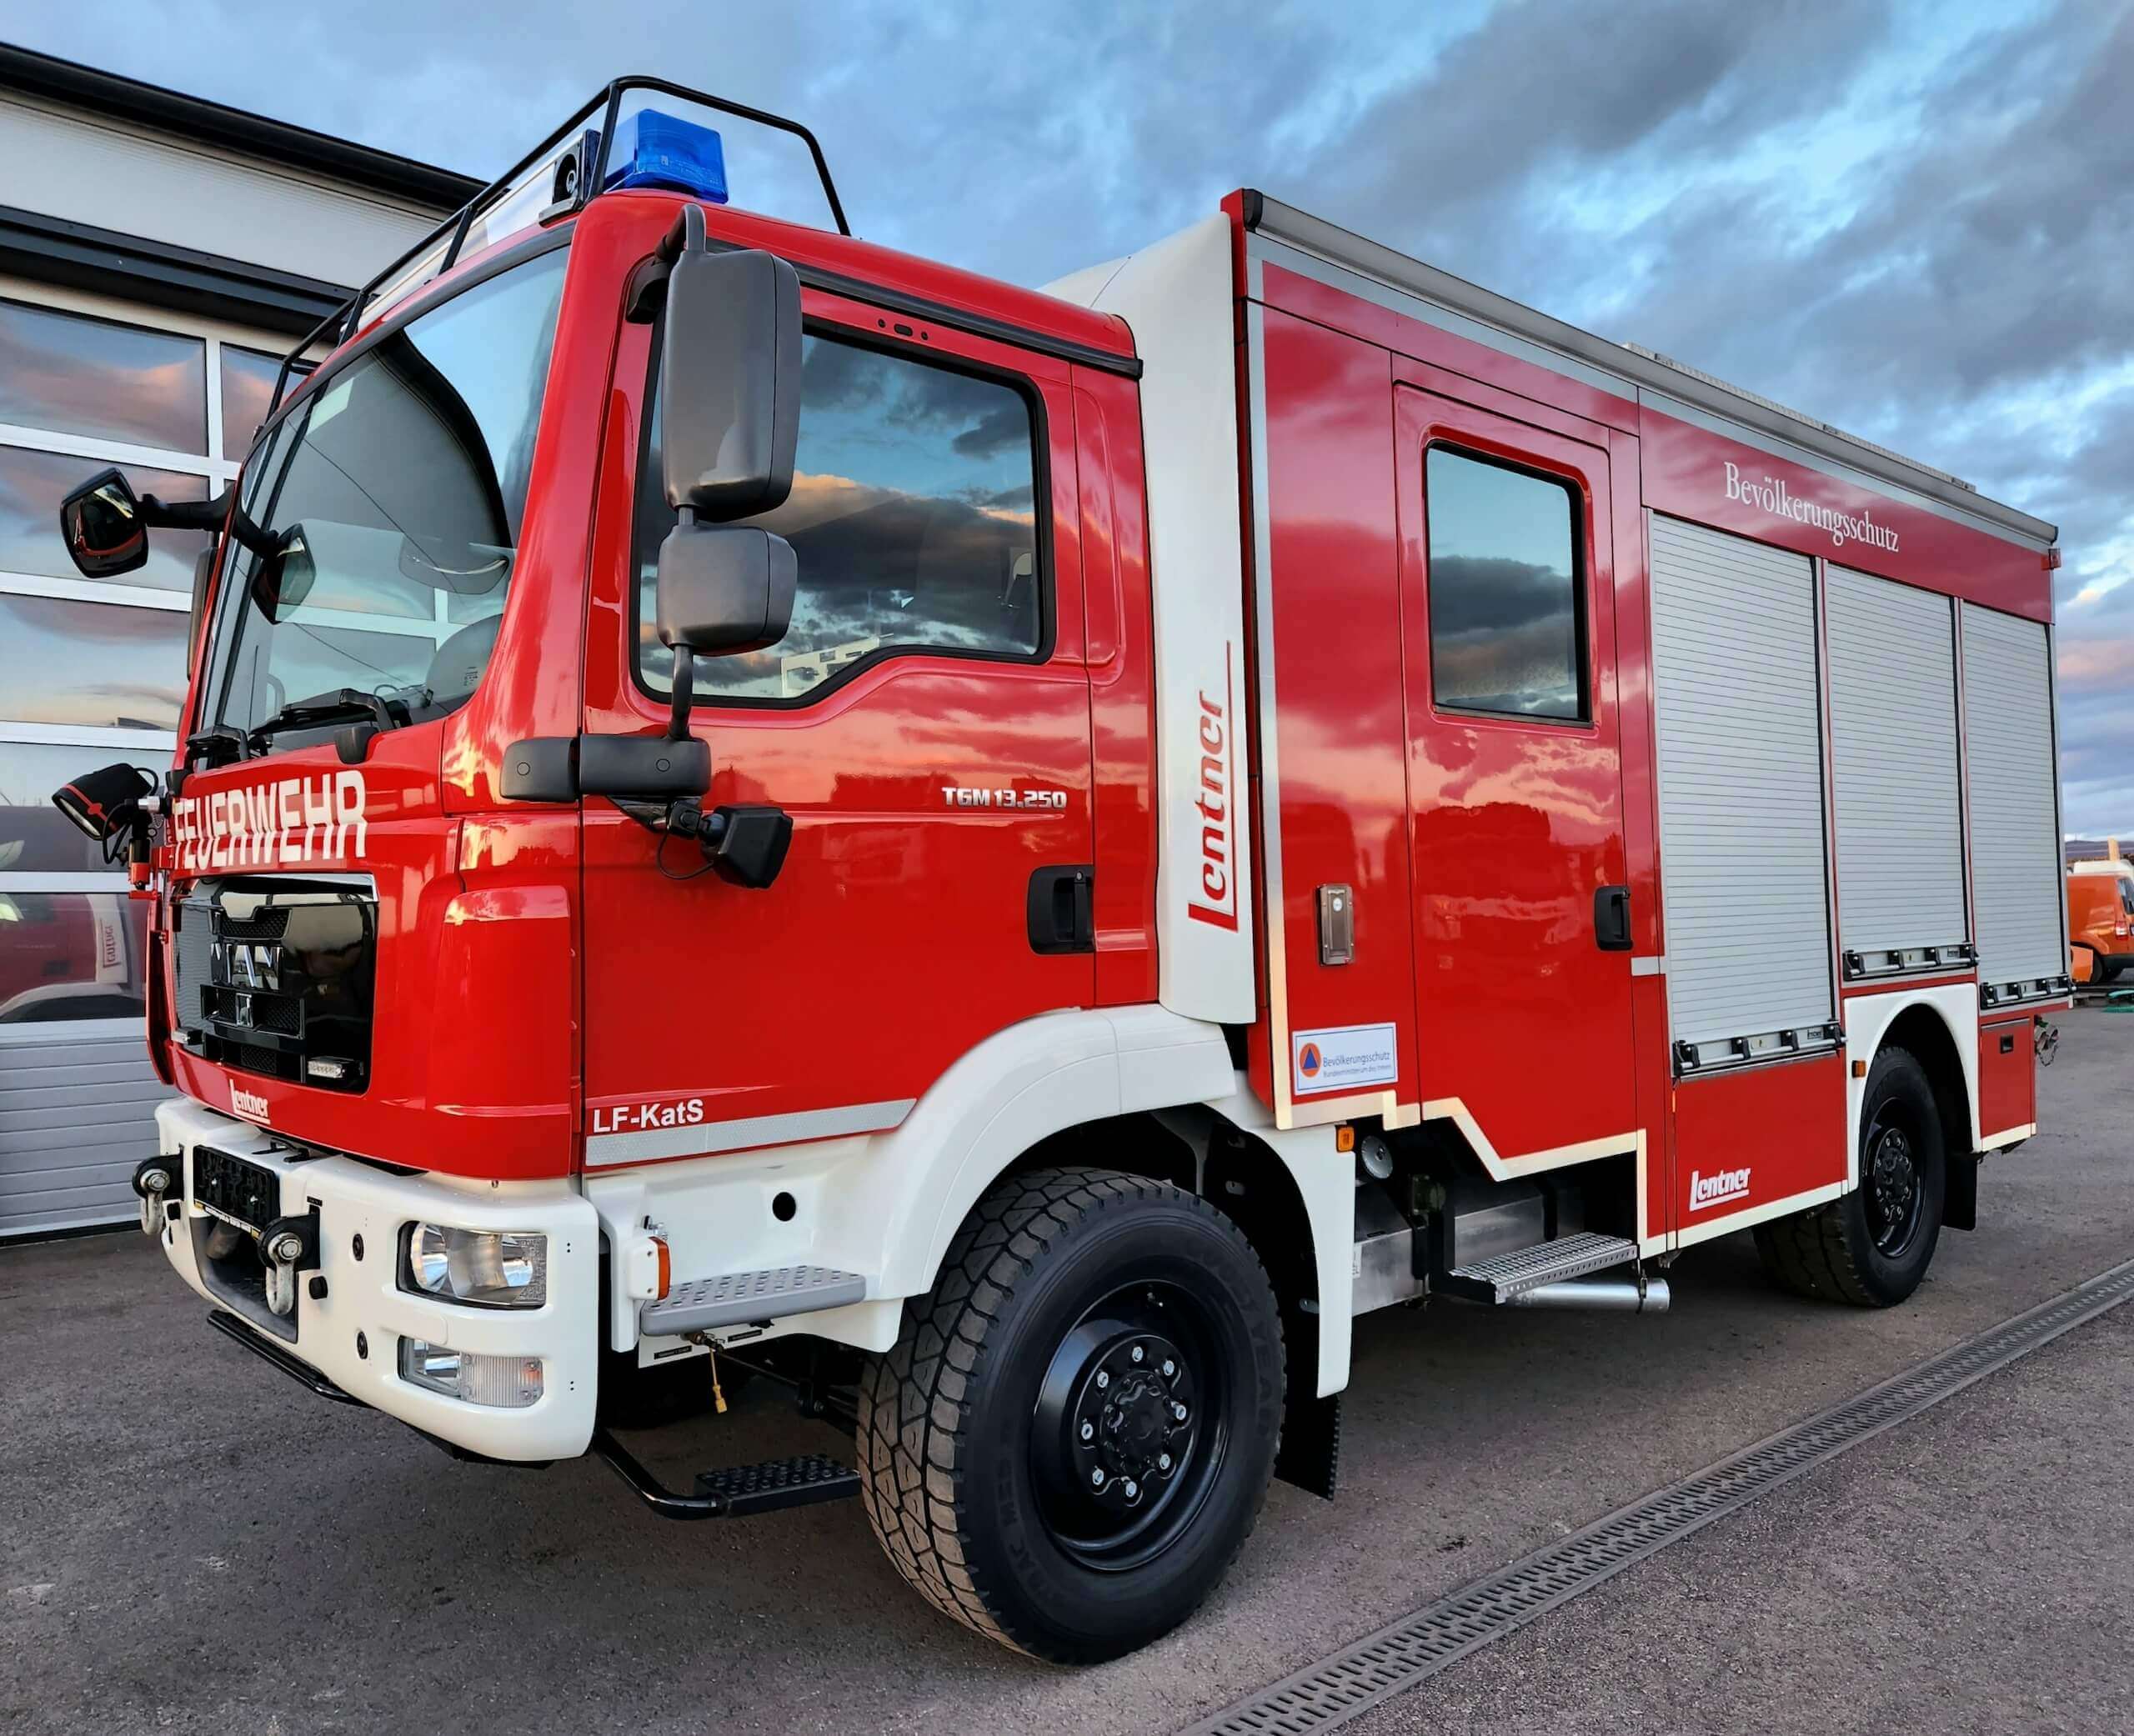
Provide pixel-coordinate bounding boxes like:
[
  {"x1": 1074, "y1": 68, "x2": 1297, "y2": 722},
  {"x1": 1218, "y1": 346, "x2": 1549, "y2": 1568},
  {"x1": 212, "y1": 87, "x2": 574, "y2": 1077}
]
[{"x1": 2069, "y1": 858, "x2": 2134, "y2": 983}]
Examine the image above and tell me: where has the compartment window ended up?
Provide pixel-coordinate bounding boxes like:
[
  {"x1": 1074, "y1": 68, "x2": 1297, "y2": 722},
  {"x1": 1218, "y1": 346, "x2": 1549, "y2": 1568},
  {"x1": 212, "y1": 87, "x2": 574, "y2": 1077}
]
[{"x1": 1424, "y1": 446, "x2": 1587, "y2": 723}]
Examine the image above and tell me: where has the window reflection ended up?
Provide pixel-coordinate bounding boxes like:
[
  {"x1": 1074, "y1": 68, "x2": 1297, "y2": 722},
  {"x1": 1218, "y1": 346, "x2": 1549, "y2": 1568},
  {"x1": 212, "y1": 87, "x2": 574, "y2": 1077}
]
[
  {"x1": 0, "y1": 298, "x2": 208, "y2": 454},
  {"x1": 0, "y1": 891, "x2": 147, "y2": 1023},
  {"x1": 220, "y1": 346, "x2": 294, "y2": 462},
  {"x1": 635, "y1": 337, "x2": 1041, "y2": 701},
  {"x1": 0, "y1": 448, "x2": 210, "y2": 592},
  {"x1": 0, "y1": 592, "x2": 188, "y2": 730},
  {"x1": 209, "y1": 249, "x2": 566, "y2": 737},
  {"x1": 1425, "y1": 448, "x2": 1586, "y2": 722}
]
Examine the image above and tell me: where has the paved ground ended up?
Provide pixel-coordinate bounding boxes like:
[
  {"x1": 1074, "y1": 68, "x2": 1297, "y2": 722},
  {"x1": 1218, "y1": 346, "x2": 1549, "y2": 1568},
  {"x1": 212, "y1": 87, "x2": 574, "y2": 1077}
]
[
  {"x1": 1, "y1": 1007, "x2": 2127, "y2": 1734},
  {"x1": 1350, "y1": 1303, "x2": 2134, "y2": 1736}
]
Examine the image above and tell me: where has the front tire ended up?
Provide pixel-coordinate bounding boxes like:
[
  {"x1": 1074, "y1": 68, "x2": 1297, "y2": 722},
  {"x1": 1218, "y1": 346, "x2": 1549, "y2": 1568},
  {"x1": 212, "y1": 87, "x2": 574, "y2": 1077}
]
[
  {"x1": 856, "y1": 1168, "x2": 1285, "y2": 1663},
  {"x1": 1755, "y1": 1045, "x2": 1946, "y2": 1307}
]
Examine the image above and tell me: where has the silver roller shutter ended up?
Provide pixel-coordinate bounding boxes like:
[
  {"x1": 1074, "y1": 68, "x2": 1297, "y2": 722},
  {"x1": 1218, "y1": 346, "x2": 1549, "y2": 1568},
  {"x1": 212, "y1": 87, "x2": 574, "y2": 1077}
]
[
  {"x1": 1648, "y1": 515, "x2": 1836, "y2": 1065},
  {"x1": 0, "y1": 1027, "x2": 163, "y2": 1238},
  {"x1": 1961, "y1": 603, "x2": 2066, "y2": 1000},
  {"x1": 1826, "y1": 568, "x2": 1968, "y2": 968}
]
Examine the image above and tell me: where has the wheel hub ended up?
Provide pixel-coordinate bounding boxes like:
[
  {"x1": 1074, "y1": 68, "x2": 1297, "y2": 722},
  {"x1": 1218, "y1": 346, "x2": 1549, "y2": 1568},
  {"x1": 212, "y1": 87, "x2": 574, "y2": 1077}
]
[
  {"x1": 1866, "y1": 1125, "x2": 1920, "y2": 1253},
  {"x1": 1073, "y1": 1335, "x2": 1194, "y2": 1509}
]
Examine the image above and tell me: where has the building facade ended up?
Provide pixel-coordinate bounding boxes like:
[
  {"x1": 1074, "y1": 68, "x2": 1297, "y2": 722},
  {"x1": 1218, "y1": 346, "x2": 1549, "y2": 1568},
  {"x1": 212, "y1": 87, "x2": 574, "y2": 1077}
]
[{"x1": 0, "y1": 46, "x2": 475, "y2": 1236}]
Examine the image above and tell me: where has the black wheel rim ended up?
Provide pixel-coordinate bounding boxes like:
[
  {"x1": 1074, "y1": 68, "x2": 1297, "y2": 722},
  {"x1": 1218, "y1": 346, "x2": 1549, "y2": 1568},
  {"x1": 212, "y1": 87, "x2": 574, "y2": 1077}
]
[
  {"x1": 1028, "y1": 1278, "x2": 1229, "y2": 1573},
  {"x1": 1862, "y1": 1108, "x2": 1926, "y2": 1258}
]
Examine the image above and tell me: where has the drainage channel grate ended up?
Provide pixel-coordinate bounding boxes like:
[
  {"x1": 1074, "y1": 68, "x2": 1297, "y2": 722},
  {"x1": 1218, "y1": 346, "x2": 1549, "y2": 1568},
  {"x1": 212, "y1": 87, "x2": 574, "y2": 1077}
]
[{"x1": 1187, "y1": 1256, "x2": 2134, "y2": 1736}]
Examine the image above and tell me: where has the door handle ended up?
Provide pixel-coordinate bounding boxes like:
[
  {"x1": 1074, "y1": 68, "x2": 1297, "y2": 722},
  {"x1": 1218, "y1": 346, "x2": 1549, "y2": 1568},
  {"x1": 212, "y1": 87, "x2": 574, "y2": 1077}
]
[
  {"x1": 1594, "y1": 885, "x2": 1632, "y2": 952},
  {"x1": 1027, "y1": 865, "x2": 1095, "y2": 954}
]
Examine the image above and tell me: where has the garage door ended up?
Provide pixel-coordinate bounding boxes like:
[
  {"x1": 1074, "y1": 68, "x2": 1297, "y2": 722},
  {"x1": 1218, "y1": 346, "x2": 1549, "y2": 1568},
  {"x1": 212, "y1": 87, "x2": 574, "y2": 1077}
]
[
  {"x1": 0, "y1": 1025, "x2": 163, "y2": 1238},
  {"x1": 1648, "y1": 515, "x2": 1836, "y2": 1068},
  {"x1": 1826, "y1": 567, "x2": 1968, "y2": 970},
  {"x1": 1961, "y1": 603, "x2": 2067, "y2": 1003}
]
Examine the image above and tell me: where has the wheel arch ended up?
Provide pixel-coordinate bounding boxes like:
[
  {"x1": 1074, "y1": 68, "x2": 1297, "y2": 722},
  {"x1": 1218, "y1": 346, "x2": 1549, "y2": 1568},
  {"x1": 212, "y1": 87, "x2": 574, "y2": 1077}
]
[{"x1": 1876, "y1": 1001, "x2": 1976, "y2": 1232}]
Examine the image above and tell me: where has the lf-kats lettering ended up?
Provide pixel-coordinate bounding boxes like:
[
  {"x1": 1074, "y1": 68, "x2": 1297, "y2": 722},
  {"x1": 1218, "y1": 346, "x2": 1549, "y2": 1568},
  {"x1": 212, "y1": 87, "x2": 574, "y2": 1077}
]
[
  {"x1": 1185, "y1": 666, "x2": 1237, "y2": 932},
  {"x1": 591, "y1": 1097, "x2": 709, "y2": 1136},
  {"x1": 171, "y1": 770, "x2": 368, "y2": 873}
]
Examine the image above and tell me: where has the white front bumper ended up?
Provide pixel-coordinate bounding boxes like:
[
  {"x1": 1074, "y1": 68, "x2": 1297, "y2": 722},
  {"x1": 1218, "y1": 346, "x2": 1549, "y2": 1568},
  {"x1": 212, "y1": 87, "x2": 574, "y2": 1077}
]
[{"x1": 151, "y1": 1096, "x2": 599, "y2": 1462}]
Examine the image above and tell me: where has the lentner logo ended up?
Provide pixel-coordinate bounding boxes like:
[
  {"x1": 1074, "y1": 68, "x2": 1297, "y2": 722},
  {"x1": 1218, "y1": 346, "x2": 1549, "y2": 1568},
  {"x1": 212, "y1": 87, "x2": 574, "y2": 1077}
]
[
  {"x1": 1185, "y1": 651, "x2": 1240, "y2": 933},
  {"x1": 229, "y1": 1083, "x2": 269, "y2": 1122},
  {"x1": 1687, "y1": 1166, "x2": 1752, "y2": 1211}
]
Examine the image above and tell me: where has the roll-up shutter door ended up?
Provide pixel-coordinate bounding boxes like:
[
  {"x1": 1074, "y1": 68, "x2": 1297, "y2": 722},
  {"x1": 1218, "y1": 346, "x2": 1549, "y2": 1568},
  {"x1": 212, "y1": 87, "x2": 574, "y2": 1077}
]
[
  {"x1": 1961, "y1": 603, "x2": 2066, "y2": 1002},
  {"x1": 1648, "y1": 515, "x2": 1836, "y2": 1066},
  {"x1": 1826, "y1": 568, "x2": 1968, "y2": 969}
]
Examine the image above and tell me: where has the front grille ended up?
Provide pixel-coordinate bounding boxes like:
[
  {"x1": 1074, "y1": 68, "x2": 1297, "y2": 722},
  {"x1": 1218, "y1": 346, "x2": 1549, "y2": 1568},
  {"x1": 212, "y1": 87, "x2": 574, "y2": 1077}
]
[
  {"x1": 203, "y1": 983, "x2": 302, "y2": 1036},
  {"x1": 174, "y1": 899, "x2": 214, "y2": 1031},
  {"x1": 169, "y1": 878, "x2": 375, "y2": 1091},
  {"x1": 216, "y1": 904, "x2": 292, "y2": 942}
]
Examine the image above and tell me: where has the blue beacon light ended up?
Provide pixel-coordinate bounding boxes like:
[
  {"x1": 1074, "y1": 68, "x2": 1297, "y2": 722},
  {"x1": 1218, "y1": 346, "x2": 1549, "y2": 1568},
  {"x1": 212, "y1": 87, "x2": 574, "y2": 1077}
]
[{"x1": 602, "y1": 108, "x2": 730, "y2": 204}]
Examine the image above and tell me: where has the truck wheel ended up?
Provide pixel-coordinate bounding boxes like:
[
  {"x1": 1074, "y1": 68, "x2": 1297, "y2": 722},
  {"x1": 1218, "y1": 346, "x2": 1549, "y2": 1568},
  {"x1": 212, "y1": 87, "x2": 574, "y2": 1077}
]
[
  {"x1": 2101, "y1": 958, "x2": 2127, "y2": 983},
  {"x1": 1754, "y1": 1046, "x2": 1946, "y2": 1308},
  {"x1": 855, "y1": 1168, "x2": 1285, "y2": 1663}
]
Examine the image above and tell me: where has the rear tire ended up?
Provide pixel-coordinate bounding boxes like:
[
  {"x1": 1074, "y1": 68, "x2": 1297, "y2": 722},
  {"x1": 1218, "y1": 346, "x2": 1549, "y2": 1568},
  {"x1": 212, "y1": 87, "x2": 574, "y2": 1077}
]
[
  {"x1": 856, "y1": 1168, "x2": 1285, "y2": 1663},
  {"x1": 1755, "y1": 1045, "x2": 1946, "y2": 1308},
  {"x1": 2101, "y1": 958, "x2": 2128, "y2": 983}
]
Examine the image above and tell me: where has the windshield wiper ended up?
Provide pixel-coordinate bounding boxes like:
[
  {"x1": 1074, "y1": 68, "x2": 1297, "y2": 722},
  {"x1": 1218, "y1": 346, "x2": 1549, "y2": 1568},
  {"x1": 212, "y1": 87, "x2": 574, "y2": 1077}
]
[{"x1": 246, "y1": 688, "x2": 411, "y2": 758}]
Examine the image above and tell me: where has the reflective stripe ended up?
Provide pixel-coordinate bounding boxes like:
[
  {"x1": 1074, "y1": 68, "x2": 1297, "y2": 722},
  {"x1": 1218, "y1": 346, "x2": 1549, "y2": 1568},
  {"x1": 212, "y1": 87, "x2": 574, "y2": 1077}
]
[{"x1": 583, "y1": 1098, "x2": 914, "y2": 1168}]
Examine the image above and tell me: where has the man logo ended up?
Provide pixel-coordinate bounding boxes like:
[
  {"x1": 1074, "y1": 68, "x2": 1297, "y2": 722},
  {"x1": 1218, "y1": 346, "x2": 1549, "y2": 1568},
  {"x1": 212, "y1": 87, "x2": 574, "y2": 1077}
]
[{"x1": 1299, "y1": 1043, "x2": 1322, "y2": 1078}]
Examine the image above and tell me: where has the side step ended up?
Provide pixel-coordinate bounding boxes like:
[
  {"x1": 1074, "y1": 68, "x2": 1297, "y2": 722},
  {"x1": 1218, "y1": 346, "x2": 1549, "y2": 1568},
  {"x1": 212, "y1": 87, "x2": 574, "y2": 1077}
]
[
  {"x1": 591, "y1": 1427, "x2": 860, "y2": 1521},
  {"x1": 1440, "y1": 1231, "x2": 1641, "y2": 1306},
  {"x1": 641, "y1": 1264, "x2": 867, "y2": 1336}
]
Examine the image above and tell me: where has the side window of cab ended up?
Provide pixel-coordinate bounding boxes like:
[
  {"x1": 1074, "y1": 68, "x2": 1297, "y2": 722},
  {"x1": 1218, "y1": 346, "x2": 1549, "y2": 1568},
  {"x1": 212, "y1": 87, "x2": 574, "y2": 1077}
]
[{"x1": 633, "y1": 333, "x2": 1044, "y2": 704}]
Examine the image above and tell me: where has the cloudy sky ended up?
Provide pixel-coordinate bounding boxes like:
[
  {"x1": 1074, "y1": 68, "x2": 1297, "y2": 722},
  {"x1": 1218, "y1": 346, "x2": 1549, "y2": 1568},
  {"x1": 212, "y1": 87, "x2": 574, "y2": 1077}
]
[{"x1": 15, "y1": 0, "x2": 2129, "y2": 831}]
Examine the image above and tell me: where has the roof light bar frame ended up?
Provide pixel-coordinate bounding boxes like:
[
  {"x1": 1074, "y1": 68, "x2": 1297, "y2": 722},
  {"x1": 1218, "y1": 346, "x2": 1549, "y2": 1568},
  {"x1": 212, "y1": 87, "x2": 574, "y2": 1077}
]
[{"x1": 266, "y1": 76, "x2": 849, "y2": 423}]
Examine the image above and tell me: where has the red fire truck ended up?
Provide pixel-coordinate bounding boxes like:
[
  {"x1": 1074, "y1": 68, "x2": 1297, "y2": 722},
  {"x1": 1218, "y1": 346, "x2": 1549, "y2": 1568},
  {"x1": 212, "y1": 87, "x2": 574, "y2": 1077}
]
[{"x1": 53, "y1": 81, "x2": 2069, "y2": 1662}]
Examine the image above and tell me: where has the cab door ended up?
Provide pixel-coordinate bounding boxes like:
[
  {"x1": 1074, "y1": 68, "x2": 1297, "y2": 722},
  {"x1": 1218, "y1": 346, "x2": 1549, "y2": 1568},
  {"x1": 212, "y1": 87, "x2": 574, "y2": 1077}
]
[
  {"x1": 1391, "y1": 388, "x2": 1639, "y2": 1166},
  {"x1": 577, "y1": 293, "x2": 1095, "y2": 1167}
]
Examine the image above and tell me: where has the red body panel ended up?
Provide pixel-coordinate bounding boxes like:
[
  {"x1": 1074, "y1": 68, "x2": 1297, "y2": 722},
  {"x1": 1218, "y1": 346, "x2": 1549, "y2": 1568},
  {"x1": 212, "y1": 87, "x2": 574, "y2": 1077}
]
[
  {"x1": 1977, "y1": 1015, "x2": 2038, "y2": 1138},
  {"x1": 1242, "y1": 308, "x2": 1420, "y2": 1118},
  {"x1": 1074, "y1": 372, "x2": 1160, "y2": 1006},
  {"x1": 1673, "y1": 1053, "x2": 1849, "y2": 1225}
]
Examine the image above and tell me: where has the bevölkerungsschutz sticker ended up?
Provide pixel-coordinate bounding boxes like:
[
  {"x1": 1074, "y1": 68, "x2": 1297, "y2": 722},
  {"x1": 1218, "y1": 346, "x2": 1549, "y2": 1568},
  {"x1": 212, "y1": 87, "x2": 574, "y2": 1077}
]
[{"x1": 1291, "y1": 1022, "x2": 1398, "y2": 1095}]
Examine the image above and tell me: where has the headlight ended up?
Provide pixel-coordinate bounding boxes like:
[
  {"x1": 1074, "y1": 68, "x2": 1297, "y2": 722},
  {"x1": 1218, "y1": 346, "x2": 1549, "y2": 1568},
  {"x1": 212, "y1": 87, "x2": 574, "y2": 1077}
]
[
  {"x1": 401, "y1": 1224, "x2": 547, "y2": 1308},
  {"x1": 398, "y1": 1339, "x2": 544, "y2": 1408}
]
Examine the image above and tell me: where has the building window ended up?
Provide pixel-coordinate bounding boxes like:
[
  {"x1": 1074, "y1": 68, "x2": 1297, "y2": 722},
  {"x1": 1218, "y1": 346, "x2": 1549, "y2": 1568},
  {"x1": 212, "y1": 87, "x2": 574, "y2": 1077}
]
[
  {"x1": 0, "y1": 288, "x2": 298, "y2": 1035},
  {"x1": 1424, "y1": 445, "x2": 1588, "y2": 723},
  {"x1": 633, "y1": 334, "x2": 1044, "y2": 703}
]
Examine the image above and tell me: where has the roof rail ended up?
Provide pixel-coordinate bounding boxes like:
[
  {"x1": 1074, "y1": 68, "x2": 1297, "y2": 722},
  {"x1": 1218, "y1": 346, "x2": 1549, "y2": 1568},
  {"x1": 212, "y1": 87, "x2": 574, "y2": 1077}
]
[{"x1": 266, "y1": 76, "x2": 848, "y2": 423}]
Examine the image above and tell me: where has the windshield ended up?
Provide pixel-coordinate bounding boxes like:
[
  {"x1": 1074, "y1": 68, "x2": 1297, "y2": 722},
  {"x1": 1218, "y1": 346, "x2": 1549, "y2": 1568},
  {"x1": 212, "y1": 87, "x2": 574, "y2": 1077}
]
[{"x1": 203, "y1": 246, "x2": 568, "y2": 751}]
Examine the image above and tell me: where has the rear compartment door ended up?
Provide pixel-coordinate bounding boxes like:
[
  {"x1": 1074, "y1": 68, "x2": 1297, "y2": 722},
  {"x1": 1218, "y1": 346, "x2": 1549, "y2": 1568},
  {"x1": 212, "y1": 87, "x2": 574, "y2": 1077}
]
[{"x1": 1391, "y1": 389, "x2": 1639, "y2": 1166}]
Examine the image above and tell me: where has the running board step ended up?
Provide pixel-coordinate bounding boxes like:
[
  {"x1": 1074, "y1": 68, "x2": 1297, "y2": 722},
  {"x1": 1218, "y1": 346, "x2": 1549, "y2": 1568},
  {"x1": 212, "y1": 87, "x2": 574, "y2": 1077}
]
[
  {"x1": 1440, "y1": 1231, "x2": 1640, "y2": 1305},
  {"x1": 591, "y1": 1428, "x2": 859, "y2": 1521},
  {"x1": 695, "y1": 1453, "x2": 859, "y2": 1515},
  {"x1": 641, "y1": 1264, "x2": 866, "y2": 1336}
]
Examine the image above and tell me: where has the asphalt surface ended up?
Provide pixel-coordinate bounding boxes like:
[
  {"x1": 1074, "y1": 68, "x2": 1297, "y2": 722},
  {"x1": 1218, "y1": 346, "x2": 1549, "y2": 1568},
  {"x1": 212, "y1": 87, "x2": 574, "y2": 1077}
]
[{"x1": 2, "y1": 1006, "x2": 2128, "y2": 1734}]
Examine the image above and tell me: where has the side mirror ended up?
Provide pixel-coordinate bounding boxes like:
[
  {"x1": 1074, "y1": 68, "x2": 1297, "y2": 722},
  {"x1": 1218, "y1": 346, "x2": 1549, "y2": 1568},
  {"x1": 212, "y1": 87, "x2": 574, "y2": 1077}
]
[
  {"x1": 654, "y1": 523, "x2": 796, "y2": 734},
  {"x1": 660, "y1": 233, "x2": 802, "y2": 522},
  {"x1": 59, "y1": 467, "x2": 148, "y2": 578}
]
